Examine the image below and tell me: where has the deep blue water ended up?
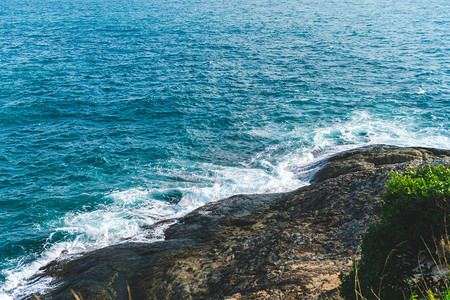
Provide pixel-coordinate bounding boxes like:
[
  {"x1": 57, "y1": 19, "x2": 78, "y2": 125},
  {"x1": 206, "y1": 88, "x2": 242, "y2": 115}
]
[{"x1": 1, "y1": 0, "x2": 449, "y2": 296}]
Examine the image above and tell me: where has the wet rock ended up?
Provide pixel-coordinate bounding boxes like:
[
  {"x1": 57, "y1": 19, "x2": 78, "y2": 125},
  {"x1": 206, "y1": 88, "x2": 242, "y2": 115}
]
[{"x1": 27, "y1": 145, "x2": 450, "y2": 300}]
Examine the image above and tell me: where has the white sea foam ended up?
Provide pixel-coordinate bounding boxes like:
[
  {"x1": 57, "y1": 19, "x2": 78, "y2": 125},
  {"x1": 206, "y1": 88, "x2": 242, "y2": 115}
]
[
  {"x1": 2, "y1": 109, "x2": 449, "y2": 298},
  {"x1": 0, "y1": 154, "x2": 309, "y2": 298},
  {"x1": 250, "y1": 109, "x2": 449, "y2": 151},
  {"x1": 8, "y1": 152, "x2": 316, "y2": 294}
]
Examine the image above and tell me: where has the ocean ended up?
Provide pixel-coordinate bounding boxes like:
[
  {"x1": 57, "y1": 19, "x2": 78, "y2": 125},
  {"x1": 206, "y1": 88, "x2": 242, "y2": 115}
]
[{"x1": 0, "y1": 0, "x2": 449, "y2": 297}]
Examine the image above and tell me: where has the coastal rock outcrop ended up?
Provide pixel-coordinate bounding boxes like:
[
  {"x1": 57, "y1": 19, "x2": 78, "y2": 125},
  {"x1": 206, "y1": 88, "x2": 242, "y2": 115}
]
[{"x1": 28, "y1": 145, "x2": 450, "y2": 299}]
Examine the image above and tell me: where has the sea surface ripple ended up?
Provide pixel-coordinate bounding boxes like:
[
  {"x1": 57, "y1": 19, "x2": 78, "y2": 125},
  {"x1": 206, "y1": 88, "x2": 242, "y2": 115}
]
[{"x1": 0, "y1": 0, "x2": 449, "y2": 297}]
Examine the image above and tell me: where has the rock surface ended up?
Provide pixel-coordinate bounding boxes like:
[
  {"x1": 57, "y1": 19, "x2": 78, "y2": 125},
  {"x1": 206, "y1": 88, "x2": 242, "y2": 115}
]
[{"x1": 27, "y1": 145, "x2": 450, "y2": 300}]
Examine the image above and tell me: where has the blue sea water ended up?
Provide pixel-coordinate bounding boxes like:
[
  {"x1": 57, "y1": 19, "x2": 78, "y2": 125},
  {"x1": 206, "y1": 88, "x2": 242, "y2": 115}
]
[{"x1": 0, "y1": 0, "x2": 449, "y2": 296}]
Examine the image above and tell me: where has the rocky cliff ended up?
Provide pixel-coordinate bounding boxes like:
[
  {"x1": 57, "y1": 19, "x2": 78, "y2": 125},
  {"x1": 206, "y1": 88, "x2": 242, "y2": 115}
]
[{"x1": 27, "y1": 145, "x2": 450, "y2": 300}]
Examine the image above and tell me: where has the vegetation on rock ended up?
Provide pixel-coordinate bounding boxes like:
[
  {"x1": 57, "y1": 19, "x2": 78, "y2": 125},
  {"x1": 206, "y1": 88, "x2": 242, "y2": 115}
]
[{"x1": 340, "y1": 165, "x2": 450, "y2": 300}]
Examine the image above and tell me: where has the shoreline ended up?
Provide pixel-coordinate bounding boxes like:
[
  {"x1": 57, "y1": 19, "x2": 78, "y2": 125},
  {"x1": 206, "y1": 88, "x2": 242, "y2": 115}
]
[
  {"x1": 21, "y1": 145, "x2": 450, "y2": 299},
  {"x1": 2, "y1": 143, "x2": 356, "y2": 299}
]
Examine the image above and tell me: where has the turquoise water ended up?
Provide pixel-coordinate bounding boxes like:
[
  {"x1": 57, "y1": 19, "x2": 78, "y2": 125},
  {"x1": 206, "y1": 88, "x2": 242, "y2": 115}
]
[{"x1": 1, "y1": 0, "x2": 449, "y2": 296}]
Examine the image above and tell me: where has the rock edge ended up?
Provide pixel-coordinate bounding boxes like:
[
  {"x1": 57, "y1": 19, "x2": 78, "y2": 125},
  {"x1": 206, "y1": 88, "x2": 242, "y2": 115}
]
[{"x1": 26, "y1": 145, "x2": 450, "y2": 300}]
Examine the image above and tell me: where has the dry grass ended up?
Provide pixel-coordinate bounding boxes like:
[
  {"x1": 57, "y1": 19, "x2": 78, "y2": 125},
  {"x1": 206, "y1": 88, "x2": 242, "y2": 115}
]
[
  {"x1": 410, "y1": 233, "x2": 450, "y2": 300},
  {"x1": 349, "y1": 234, "x2": 450, "y2": 300}
]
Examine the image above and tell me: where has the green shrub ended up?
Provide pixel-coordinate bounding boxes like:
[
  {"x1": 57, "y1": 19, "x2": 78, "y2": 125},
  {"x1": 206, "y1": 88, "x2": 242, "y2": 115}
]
[
  {"x1": 339, "y1": 165, "x2": 450, "y2": 300},
  {"x1": 409, "y1": 286, "x2": 450, "y2": 300}
]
